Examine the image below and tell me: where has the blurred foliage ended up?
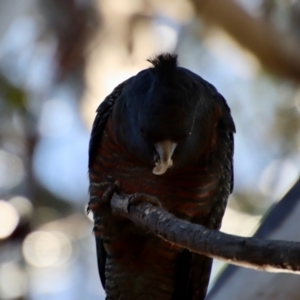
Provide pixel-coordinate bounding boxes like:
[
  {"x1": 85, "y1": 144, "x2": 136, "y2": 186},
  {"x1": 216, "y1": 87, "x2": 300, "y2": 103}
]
[
  {"x1": 0, "y1": 0, "x2": 300, "y2": 299},
  {"x1": 0, "y1": 75, "x2": 26, "y2": 108}
]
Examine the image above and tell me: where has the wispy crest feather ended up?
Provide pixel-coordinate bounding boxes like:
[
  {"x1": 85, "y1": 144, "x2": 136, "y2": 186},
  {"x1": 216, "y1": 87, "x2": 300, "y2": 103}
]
[{"x1": 147, "y1": 53, "x2": 178, "y2": 76}]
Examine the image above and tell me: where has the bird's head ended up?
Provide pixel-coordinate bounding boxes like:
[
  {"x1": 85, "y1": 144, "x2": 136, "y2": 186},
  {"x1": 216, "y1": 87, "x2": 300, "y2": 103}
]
[
  {"x1": 112, "y1": 53, "x2": 221, "y2": 175},
  {"x1": 137, "y1": 77, "x2": 199, "y2": 175}
]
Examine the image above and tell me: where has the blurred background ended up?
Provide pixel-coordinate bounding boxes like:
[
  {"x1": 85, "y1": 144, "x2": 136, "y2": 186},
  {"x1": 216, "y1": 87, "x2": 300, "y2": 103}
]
[{"x1": 1, "y1": 0, "x2": 300, "y2": 299}]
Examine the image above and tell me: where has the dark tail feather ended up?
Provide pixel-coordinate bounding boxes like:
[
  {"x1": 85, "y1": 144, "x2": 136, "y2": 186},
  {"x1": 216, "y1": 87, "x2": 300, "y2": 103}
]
[
  {"x1": 172, "y1": 251, "x2": 212, "y2": 300},
  {"x1": 188, "y1": 255, "x2": 213, "y2": 300},
  {"x1": 96, "y1": 237, "x2": 107, "y2": 289}
]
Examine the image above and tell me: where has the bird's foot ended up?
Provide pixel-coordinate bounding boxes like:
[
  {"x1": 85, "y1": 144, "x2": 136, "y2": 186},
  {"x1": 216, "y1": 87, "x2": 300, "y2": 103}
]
[
  {"x1": 127, "y1": 193, "x2": 161, "y2": 212},
  {"x1": 88, "y1": 180, "x2": 120, "y2": 214}
]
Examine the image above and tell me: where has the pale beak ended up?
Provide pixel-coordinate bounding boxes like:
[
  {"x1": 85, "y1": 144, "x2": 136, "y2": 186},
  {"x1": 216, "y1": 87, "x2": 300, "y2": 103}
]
[{"x1": 152, "y1": 140, "x2": 177, "y2": 175}]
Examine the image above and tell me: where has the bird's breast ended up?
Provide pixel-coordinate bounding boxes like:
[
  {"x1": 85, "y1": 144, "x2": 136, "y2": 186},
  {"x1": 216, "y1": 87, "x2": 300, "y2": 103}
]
[
  {"x1": 89, "y1": 118, "x2": 220, "y2": 221},
  {"x1": 88, "y1": 117, "x2": 226, "y2": 299}
]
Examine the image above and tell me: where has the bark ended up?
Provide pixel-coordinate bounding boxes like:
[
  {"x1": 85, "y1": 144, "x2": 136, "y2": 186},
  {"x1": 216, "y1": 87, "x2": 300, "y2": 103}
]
[
  {"x1": 111, "y1": 193, "x2": 300, "y2": 274},
  {"x1": 207, "y1": 178, "x2": 300, "y2": 300}
]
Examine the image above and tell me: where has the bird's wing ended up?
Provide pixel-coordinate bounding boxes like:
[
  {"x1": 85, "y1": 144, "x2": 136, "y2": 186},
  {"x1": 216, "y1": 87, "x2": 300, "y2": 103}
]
[
  {"x1": 88, "y1": 78, "x2": 132, "y2": 288},
  {"x1": 89, "y1": 78, "x2": 132, "y2": 168},
  {"x1": 179, "y1": 93, "x2": 235, "y2": 300},
  {"x1": 216, "y1": 93, "x2": 235, "y2": 194}
]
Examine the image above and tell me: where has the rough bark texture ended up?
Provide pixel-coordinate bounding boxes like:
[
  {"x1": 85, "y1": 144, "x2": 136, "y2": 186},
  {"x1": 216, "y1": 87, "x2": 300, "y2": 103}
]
[
  {"x1": 111, "y1": 192, "x2": 300, "y2": 274},
  {"x1": 207, "y1": 178, "x2": 300, "y2": 300}
]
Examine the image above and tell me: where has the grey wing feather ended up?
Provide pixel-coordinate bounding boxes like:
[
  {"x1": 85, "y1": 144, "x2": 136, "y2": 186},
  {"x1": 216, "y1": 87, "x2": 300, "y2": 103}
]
[
  {"x1": 187, "y1": 92, "x2": 235, "y2": 299},
  {"x1": 88, "y1": 78, "x2": 132, "y2": 288},
  {"x1": 88, "y1": 78, "x2": 132, "y2": 168}
]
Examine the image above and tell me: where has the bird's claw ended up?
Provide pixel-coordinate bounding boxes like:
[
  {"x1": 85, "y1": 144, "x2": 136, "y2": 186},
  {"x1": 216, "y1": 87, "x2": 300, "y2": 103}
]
[
  {"x1": 102, "y1": 181, "x2": 120, "y2": 202},
  {"x1": 88, "y1": 180, "x2": 120, "y2": 214},
  {"x1": 127, "y1": 193, "x2": 161, "y2": 212}
]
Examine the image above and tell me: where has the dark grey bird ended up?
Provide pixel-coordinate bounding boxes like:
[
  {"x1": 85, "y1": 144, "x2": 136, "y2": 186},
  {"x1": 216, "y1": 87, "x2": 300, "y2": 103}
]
[{"x1": 88, "y1": 53, "x2": 235, "y2": 299}]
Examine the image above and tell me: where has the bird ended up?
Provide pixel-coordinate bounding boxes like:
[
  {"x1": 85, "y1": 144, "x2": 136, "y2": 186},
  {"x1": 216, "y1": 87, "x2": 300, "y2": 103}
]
[{"x1": 88, "y1": 53, "x2": 235, "y2": 300}]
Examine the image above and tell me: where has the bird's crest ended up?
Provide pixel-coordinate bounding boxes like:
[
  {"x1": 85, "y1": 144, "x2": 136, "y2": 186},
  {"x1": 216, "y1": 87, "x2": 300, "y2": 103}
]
[{"x1": 147, "y1": 53, "x2": 178, "y2": 76}]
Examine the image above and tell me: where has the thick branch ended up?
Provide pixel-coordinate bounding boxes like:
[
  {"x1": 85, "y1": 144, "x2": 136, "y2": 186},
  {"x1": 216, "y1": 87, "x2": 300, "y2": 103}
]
[
  {"x1": 191, "y1": 0, "x2": 300, "y2": 82},
  {"x1": 111, "y1": 193, "x2": 300, "y2": 274}
]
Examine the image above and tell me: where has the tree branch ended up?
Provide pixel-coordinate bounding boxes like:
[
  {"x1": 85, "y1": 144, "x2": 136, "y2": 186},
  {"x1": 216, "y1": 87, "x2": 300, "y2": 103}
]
[
  {"x1": 111, "y1": 193, "x2": 300, "y2": 274},
  {"x1": 190, "y1": 0, "x2": 300, "y2": 82}
]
